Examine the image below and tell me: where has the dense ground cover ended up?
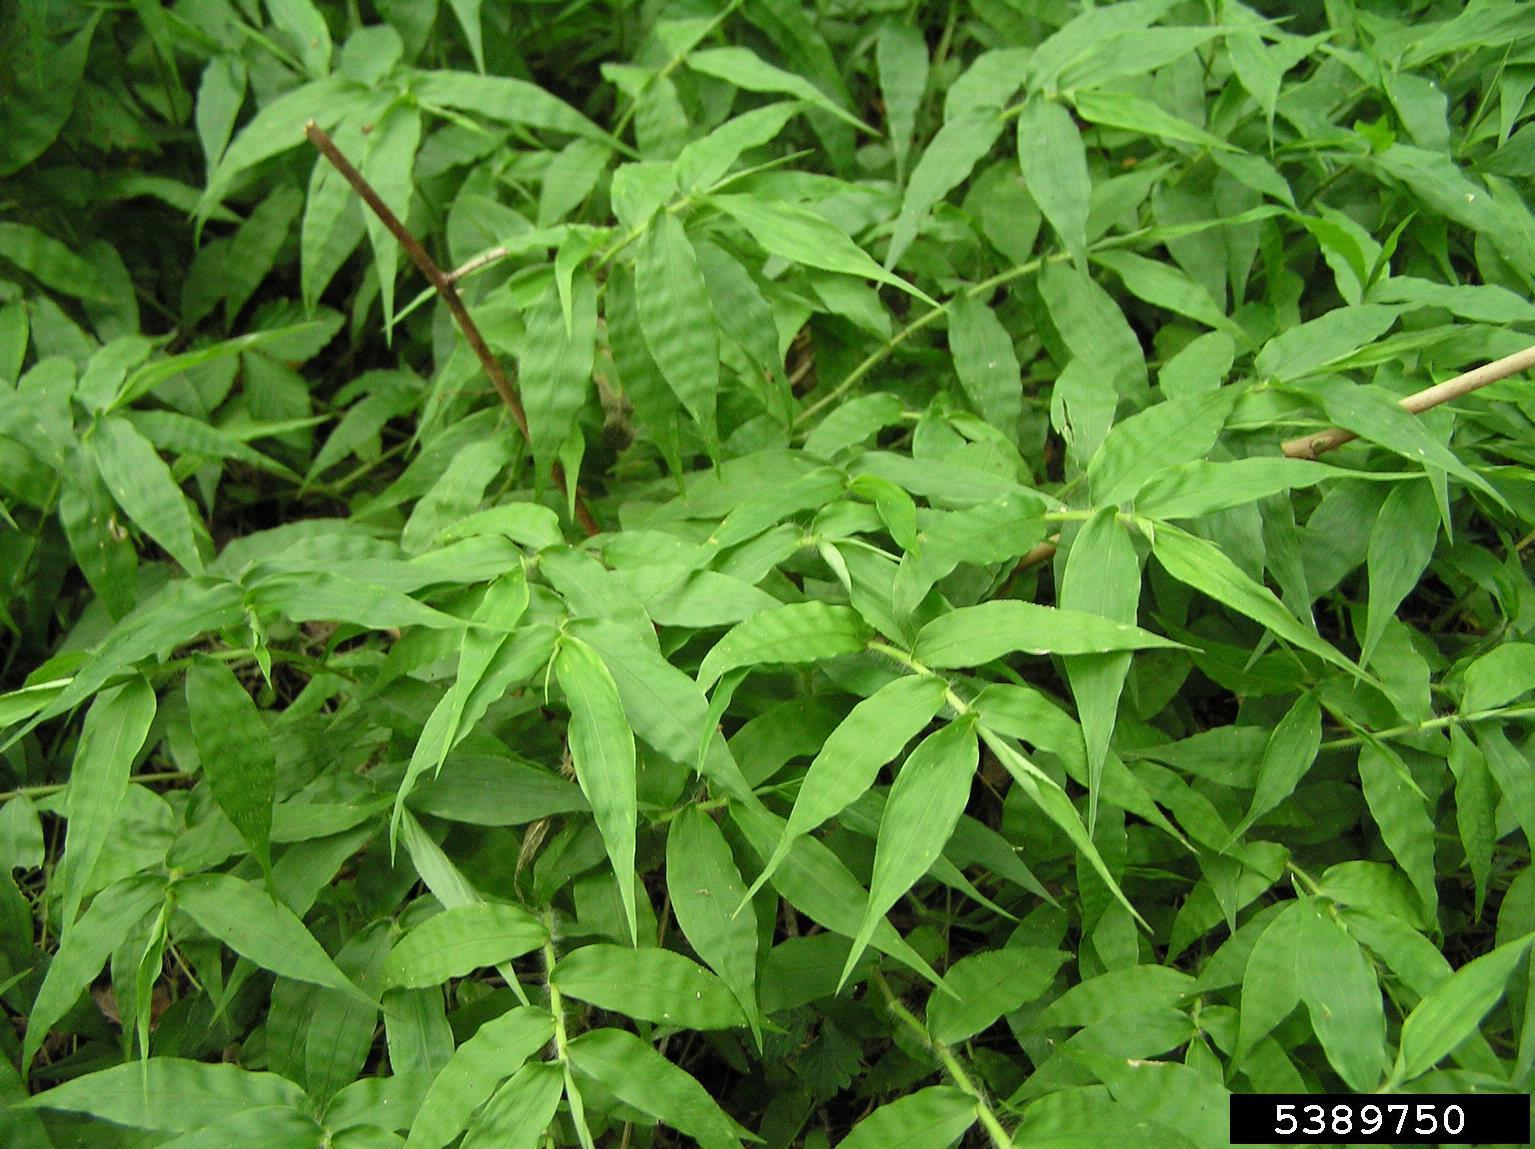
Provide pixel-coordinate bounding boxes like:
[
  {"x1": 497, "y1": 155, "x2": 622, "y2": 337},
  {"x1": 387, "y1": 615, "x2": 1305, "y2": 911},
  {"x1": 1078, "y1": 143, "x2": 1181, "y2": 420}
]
[{"x1": 4, "y1": 0, "x2": 1535, "y2": 1145}]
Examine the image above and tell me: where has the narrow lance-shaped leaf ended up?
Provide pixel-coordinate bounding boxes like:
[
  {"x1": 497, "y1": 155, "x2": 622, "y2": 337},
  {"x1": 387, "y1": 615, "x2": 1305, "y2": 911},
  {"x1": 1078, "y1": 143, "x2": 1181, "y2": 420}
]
[
  {"x1": 838, "y1": 1086, "x2": 977, "y2": 1149},
  {"x1": 520, "y1": 269, "x2": 596, "y2": 493},
  {"x1": 886, "y1": 109, "x2": 1004, "y2": 271},
  {"x1": 742, "y1": 673, "x2": 947, "y2": 904},
  {"x1": 1294, "y1": 900, "x2": 1387, "y2": 1092},
  {"x1": 637, "y1": 213, "x2": 719, "y2": 452},
  {"x1": 1357, "y1": 741, "x2": 1438, "y2": 923},
  {"x1": 20, "y1": 1058, "x2": 308, "y2": 1132},
  {"x1": 174, "y1": 872, "x2": 370, "y2": 1004},
  {"x1": 24, "y1": 874, "x2": 166, "y2": 1069},
  {"x1": 876, "y1": 23, "x2": 928, "y2": 185},
  {"x1": 978, "y1": 726, "x2": 1145, "y2": 929},
  {"x1": 90, "y1": 414, "x2": 205, "y2": 575},
  {"x1": 56, "y1": 677, "x2": 158, "y2": 927},
  {"x1": 1389, "y1": 929, "x2": 1535, "y2": 1086},
  {"x1": 707, "y1": 193, "x2": 939, "y2": 307},
  {"x1": 1085, "y1": 389, "x2": 1239, "y2": 507},
  {"x1": 407, "y1": 1006, "x2": 555, "y2": 1149},
  {"x1": 556, "y1": 635, "x2": 638, "y2": 944},
  {"x1": 381, "y1": 904, "x2": 547, "y2": 990},
  {"x1": 841, "y1": 719, "x2": 978, "y2": 987},
  {"x1": 948, "y1": 293, "x2": 1022, "y2": 432},
  {"x1": 460, "y1": 1062, "x2": 564, "y2": 1149},
  {"x1": 1059, "y1": 509, "x2": 1139, "y2": 831},
  {"x1": 1149, "y1": 523, "x2": 1365, "y2": 678},
  {"x1": 1230, "y1": 691, "x2": 1321, "y2": 843},
  {"x1": 685, "y1": 46, "x2": 870, "y2": 137},
  {"x1": 667, "y1": 807, "x2": 761, "y2": 1040},
  {"x1": 698, "y1": 602, "x2": 870, "y2": 689},
  {"x1": 392, "y1": 566, "x2": 529, "y2": 837},
  {"x1": 1016, "y1": 98, "x2": 1089, "y2": 268},
  {"x1": 567, "y1": 1027, "x2": 747, "y2": 1149},
  {"x1": 913, "y1": 599, "x2": 1180, "y2": 669},
  {"x1": 552, "y1": 944, "x2": 745, "y2": 1030},
  {"x1": 1362, "y1": 479, "x2": 1438, "y2": 667},
  {"x1": 187, "y1": 658, "x2": 276, "y2": 888}
]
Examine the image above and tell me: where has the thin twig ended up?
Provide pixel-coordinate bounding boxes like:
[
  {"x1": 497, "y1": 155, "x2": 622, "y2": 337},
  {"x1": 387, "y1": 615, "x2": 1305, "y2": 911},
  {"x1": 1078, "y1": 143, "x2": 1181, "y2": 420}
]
[
  {"x1": 304, "y1": 122, "x2": 598, "y2": 536},
  {"x1": 1279, "y1": 341, "x2": 1535, "y2": 459},
  {"x1": 1014, "y1": 342, "x2": 1535, "y2": 574}
]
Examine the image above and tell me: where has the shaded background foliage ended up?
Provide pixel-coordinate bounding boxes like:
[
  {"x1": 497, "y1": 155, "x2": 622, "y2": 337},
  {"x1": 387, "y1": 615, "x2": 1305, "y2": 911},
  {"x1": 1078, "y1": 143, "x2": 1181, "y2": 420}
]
[{"x1": 3, "y1": 0, "x2": 1535, "y2": 1146}]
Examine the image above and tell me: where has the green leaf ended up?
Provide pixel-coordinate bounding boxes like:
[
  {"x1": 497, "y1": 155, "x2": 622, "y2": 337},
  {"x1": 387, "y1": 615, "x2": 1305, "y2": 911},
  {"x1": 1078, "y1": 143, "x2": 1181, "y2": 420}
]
[
  {"x1": 0, "y1": 17, "x2": 95, "y2": 177},
  {"x1": 521, "y1": 269, "x2": 596, "y2": 490},
  {"x1": 556, "y1": 635, "x2": 639, "y2": 944},
  {"x1": 553, "y1": 944, "x2": 746, "y2": 1030},
  {"x1": 912, "y1": 600, "x2": 1180, "y2": 668},
  {"x1": 877, "y1": 24, "x2": 928, "y2": 183},
  {"x1": 1072, "y1": 89, "x2": 1237, "y2": 151},
  {"x1": 1305, "y1": 376, "x2": 1502, "y2": 505},
  {"x1": 1133, "y1": 457, "x2": 1350, "y2": 519},
  {"x1": 1091, "y1": 250, "x2": 1241, "y2": 336},
  {"x1": 459, "y1": 1062, "x2": 564, "y2": 1149},
  {"x1": 1232, "y1": 692, "x2": 1321, "y2": 841},
  {"x1": 1149, "y1": 523, "x2": 1362, "y2": 677},
  {"x1": 1016, "y1": 98, "x2": 1090, "y2": 267},
  {"x1": 174, "y1": 872, "x2": 370, "y2": 1002},
  {"x1": 1362, "y1": 481, "x2": 1438, "y2": 667},
  {"x1": 842, "y1": 719, "x2": 978, "y2": 985},
  {"x1": 674, "y1": 102, "x2": 802, "y2": 193},
  {"x1": 55, "y1": 677, "x2": 157, "y2": 926},
  {"x1": 686, "y1": 47, "x2": 870, "y2": 136},
  {"x1": 1294, "y1": 900, "x2": 1387, "y2": 1092},
  {"x1": 0, "y1": 222, "x2": 112, "y2": 303},
  {"x1": 246, "y1": 570, "x2": 462, "y2": 631},
  {"x1": 837, "y1": 1086, "x2": 976, "y2": 1149},
  {"x1": 887, "y1": 110, "x2": 1004, "y2": 270},
  {"x1": 637, "y1": 214, "x2": 719, "y2": 450},
  {"x1": 978, "y1": 727, "x2": 1144, "y2": 929},
  {"x1": 730, "y1": 800, "x2": 944, "y2": 987},
  {"x1": 1253, "y1": 306, "x2": 1400, "y2": 383},
  {"x1": 22, "y1": 1058, "x2": 307, "y2": 1131},
  {"x1": 381, "y1": 904, "x2": 547, "y2": 990},
  {"x1": 666, "y1": 807, "x2": 760, "y2": 1036},
  {"x1": 707, "y1": 194, "x2": 939, "y2": 307},
  {"x1": 1390, "y1": 930, "x2": 1535, "y2": 1086},
  {"x1": 948, "y1": 293, "x2": 1022, "y2": 431},
  {"x1": 926, "y1": 946, "x2": 1069, "y2": 1045},
  {"x1": 359, "y1": 102, "x2": 421, "y2": 334},
  {"x1": 1236, "y1": 899, "x2": 1305, "y2": 1065},
  {"x1": 410, "y1": 70, "x2": 612, "y2": 142},
  {"x1": 1087, "y1": 389, "x2": 1238, "y2": 508},
  {"x1": 90, "y1": 414, "x2": 205, "y2": 574},
  {"x1": 187, "y1": 658, "x2": 276, "y2": 886},
  {"x1": 1357, "y1": 742, "x2": 1438, "y2": 923},
  {"x1": 201, "y1": 73, "x2": 365, "y2": 215},
  {"x1": 407, "y1": 1007, "x2": 554, "y2": 1149},
  {"x1": 566, "y1": 1028, "x2": 745, "y2": 1149},
  {"x1": 24, "y1": 874, "x2": 165, "y2": 1069},
  {"x1": 1059, "y1": 508, "x2": 1139, "y2": 828},
  {"x1": 744, "y1": 673, "x2": 948, "y2": 901},
  {"x1": 1463, "y1": 643, "x2": 1535, "y2": 714},
  {"x1": 697, "y1": 602, "x2": 870, "y2": 689}
]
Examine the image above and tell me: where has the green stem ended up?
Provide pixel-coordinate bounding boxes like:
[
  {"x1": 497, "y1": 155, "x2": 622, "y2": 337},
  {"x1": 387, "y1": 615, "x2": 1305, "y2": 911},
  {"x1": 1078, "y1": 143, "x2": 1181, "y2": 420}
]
[
  {"x1": 1319, "y1": 704, "x2": 1535, "y2": 751},
  {"x1": 872, "y1": 970, "x2": 1013, "y2": 1149},
  {"x1": 0, "y1": 771, "x2": 186, "y2": 803},
  {"x1": 544, "y1": 927, "x2": 570, "y2": 1062}
]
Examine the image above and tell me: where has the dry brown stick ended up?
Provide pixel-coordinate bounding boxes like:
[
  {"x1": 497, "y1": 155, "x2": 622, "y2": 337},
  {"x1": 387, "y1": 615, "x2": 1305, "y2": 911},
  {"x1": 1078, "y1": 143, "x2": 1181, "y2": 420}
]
[
  {"x1": 304, "y1": 121, "x2": 599, "y2": 537},
  {"x1": 1279, "y1": 341, "x2": 1535, "y2": 459},
  {"x1": 1014, "y1": 342, "x2": 1535, "y2": 574}
]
